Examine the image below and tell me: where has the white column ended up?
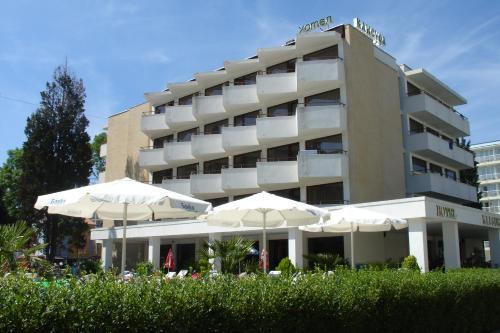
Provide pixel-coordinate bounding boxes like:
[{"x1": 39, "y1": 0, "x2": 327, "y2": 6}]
[
  {"x1": 101, "y1": 239, "x2": 113, "y2": 271},
  {"x1": 408, "y1": 220, "x2": 429, "y2": 272},
  {"x1": 488, "y1": 228, "x2": 500, "y2": 268},
  {"x1": 147, "y1": 237, "x2": 161, "y2": 269},
  {"x1": 442, "y1": 221, "x2": 461, "y2": 270},
  {"x1": 288, "y1": 227, "x2": 304, "y2": 269},
  {"x1": 208, "y1": 233, "x2": 222, "y2": 271}
]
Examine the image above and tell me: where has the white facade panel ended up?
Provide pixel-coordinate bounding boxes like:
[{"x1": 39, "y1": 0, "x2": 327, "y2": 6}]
[
  {"x1": 164, "y1": 142, "x2": 195, "y2": 165},
  {"x1": 141, "y1": 113, "x2": 170, "y2": 137},
  {"x1": 256, "y1": 115, "x2": 298, "y2": 144},
  {"x1": 193, "y1": 95, "x2": 227, "y2": 122},
  {"x1": 138, "y1": 148, "x2": 166, "y2": 171},
  {"x1": 221, "y1": 167, "x2": 259, "y2": 193},
  {"x1": 190, "y1": 174, "x2": 224, "y2": 196},
  {"x1": 221, "y1": 126, "x2": 259, "y2": 153},
  {"x1": 257, "y1": 161, "x2": 299, "y2": 188},
  {"x1": 191, "y1": 134, "x2": 225, "y2": 159}
]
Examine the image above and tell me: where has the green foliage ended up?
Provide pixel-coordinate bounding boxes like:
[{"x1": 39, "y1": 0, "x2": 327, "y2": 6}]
[
  {"x1": 199, "y1": 236, "x2": 255, "y2": 274},
  {"x1": 0, "y1": 269, "x2": 499, "y2": 332},
  {"x1": 303, "y1": 253, "x2": 348, "y2": 271},
  {"x1": 79, "y1": 260, "x2": 102, "y2": 275},
  {"x1": 19, "y1": 65, "x2": 92, "y2": 259},
  {"x1": 90, "y1": 132, "x2": 107, "y2": 179},
  {"x1": 135, "y1": 261, "x2": 155, "y2": 276},
  {"x1": 276, "y1": 257, "x2": 296, "y2": 276},
  {"x1": 0, "y1": 148, "x2": 24, "y2": 225},
  {"x1": 0, "y1": 221, "x2": 46, "y2": 273},
  {"x1": 402, "y1": 255, "x2": 421, "y2": 271}
]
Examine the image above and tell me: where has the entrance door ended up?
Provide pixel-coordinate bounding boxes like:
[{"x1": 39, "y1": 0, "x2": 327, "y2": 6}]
[
  {"x1": 176, "y1": 243, "x2": 196, "y2": 270},
  {"x1": 269, "y1": 239, "x2": 288, "y2": 270},
  {"x1": 307, "y1": 236, "x2": 344, "y2": 269}
]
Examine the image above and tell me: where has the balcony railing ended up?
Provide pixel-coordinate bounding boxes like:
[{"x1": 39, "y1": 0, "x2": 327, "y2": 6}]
[{"x1": 409, "y1": 91, "x2": 468, "y2": 120}]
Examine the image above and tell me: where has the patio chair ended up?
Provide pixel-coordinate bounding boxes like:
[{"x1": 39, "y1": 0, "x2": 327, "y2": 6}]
[
  {"x1": 268, "y1": 270, "x2": 281, "y2": 277},
  {"x1": 165, "y1": 271, "x2": 177, "y2": 279},
  {"x1": 177, "y1": 270, "x2": 188, "y2": 279},
  {"x1": 238, "y1": 272, "x2": 247, "y2": 278}
]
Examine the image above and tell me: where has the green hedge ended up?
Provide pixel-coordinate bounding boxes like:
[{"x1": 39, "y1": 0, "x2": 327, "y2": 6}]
[{"x1": 1, "y1": 269, "x2": 499, "y2": 332}]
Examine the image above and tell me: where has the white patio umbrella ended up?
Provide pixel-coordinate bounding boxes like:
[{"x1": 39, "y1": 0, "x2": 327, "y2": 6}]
[
  {"x1": 205, "y1": 191, "x2": 329, "y2": 273},
  {"x1": 34, "y1": 177, "x2": 211, "y2": 274},
  {"x1": 300, "y1": 206, "x2": 407, "y2": 269}
]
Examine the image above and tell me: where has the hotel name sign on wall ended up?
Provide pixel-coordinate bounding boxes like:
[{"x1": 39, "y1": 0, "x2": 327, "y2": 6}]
[
  {"x1": 353, "y1": 18, "x2": 386, "y2": 47},
  {"x1": 299, "y1": 16, "x2": 333, "y2": 34},
  {"x1": 482, "y1": 215, "x2": 500, "y2": 228},
  {"x1": 436, "y1": 205, "x2": 456, "y2": 219}
]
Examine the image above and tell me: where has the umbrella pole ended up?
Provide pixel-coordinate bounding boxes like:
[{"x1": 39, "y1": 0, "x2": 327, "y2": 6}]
[
  {"x1": 121, "y1": 203, "x2": 128, "y2": 276},
  {"x1": 350, "y1": 223, "x2": 355, "y2": 270},
  {"x1": 263, "y1": 211, "x2": 267, "y2": 274}
]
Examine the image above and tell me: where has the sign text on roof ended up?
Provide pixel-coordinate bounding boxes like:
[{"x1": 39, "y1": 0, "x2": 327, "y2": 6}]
[
  {"x1": 299, "y1": 16, "x2": 333, "y2": 34},
  {"x1": 353, "y1": 18, "x2": 386, "y2": 47}
]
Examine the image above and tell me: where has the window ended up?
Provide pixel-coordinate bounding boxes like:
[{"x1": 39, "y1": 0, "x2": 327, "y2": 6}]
[
  {"x1": 179, "y1": 93, "x2": 197, "y2": 106},
  {"x1": 234, "y1": 72, "x2": 257, "y2": 86},
  {"x1": 409, "y1": 118, "x2": 424, "y2": 134},
  {"x1": 266, "y1": 59, "x2": 296, "y2": 74},
  {"x1": 152, "y1": 169, "x2": 172, "y2": 184},
  {"x1": 445, "y1": 169, "x2": 457, "y2": 181},
  {"x1": 204, "y1": 157, "x2": 229, "y2": 174},
  {"x1": 270, "y1": 188, "x2": 300, "y2": 201},
  {"x1": 429, "y1": 163, "x2": 443, "y2": 176},
  {"x1": 267, "y1": 143, "x2": 299, "y2": 161},
  {"x1": 205, "y1": 84, "x2": 223, "y2": 96},
  {"x1": 234, "y1": 193, "x2": 255, "y2": 200},
  {"x1": 412, "y1": 157, "x2": 427, "y2": 173},
  {"x1": 305, "y1": 135, "x2": 342, "y2": 154},
  {"x1": 177, "y1": 163, "x2": 198, "y2": 179},
  {"x1": 303, "y1": 45, "x2": 338, "y2": 61},
  {"x1": 426, "y1": 127, "x2": 440, "y2": 137},
  {"x1": 178, "y1": 128, "x2": 198, "y2": 142},
  {"x1": 154, "y1": 104, "x2": 166, "y2": 114},
  {"x1": 206, "y1": 197, "x2": 229, "y2": 207},
  {"x1": 234, "y1": 110, "x2": 260, "y2": 126},
  {"x1": 204, "y1": 119, "x2": 228, "y2": 134},
  {"x1": 407, "y1": 82, "x2": 421, "y2": 96},
  {"x1": 153, "y1": 135, "x2": 174, "y2": 149},
  {"x1": 267, "y1": 100, "x2": 298, "y2": 117},
  {"x1": 304, "y1": 89, "x2": 341, "y2": 106},
  {"x1": 234, "y1": 150, "x2": 261, "y2": 168},
  {"x1": 306, "y1": 182, "x2": 344, "y2": 205}
]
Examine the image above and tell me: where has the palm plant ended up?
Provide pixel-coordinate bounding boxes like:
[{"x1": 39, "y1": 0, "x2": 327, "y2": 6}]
[
  {"x1": 0, "y1": 221, "x2": 46, "y2": 273},
  {"x1": 199, "y1": 236, "x2": 254, "y2": 274}
]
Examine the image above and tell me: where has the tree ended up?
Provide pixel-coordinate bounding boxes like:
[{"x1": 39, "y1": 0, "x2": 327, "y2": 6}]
[
  {"x1": 19, "y1": 65, "x2": 92, "y2": 260},
  {"x1": 90, "y1": 132, "x2": 106, "y2": 181},
  {"x1": 0, "y1": 148, "x2": 24, "y2": 225},
  {"x1": 199, "y1": 237, "x2": 254, "y2": 274}
]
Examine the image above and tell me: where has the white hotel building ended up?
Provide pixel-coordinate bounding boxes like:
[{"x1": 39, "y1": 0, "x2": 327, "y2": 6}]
[{"x1": 94, "y1": 22, "x2": 500, "y2": 272}]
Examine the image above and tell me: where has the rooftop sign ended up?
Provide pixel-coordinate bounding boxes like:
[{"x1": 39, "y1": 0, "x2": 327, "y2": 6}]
[
  {"x1": 299, "y1": 16, "x2": 333, "y2": 34},
  {"x1": 353, "y1": 18, "x2": 386, "y2": 47}
]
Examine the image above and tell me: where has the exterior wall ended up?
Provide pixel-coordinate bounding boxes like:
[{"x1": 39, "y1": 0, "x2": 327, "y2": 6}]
[
  {"x1": 343, "y1": 25, "x2": 405, "y2": 203},
  {"x1": 105, "y1": 103, "x2": 150, "y2": 182}
]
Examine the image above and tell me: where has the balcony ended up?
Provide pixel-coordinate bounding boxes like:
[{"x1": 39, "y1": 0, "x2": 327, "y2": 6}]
[
  {"x1": 407, "y1": 172, "x2": 477, "y2": 203},
  {"x1": 190, "y1": 174, "x2": 224, "y2": 197},
  {"x1": 192, "y1": 95, "x2": 227, "y2": 122},
  {"x1": 407, "y1": 132, "x2": 474, "y2": 170},
  {"x1": 141, "y1": 113, "x2": 170, "y2": 137},
  {"x1": 156, "y1": 179, "x2": 191, "y2": 196},
  {"x1": 222, "y1": 126, "x2": 259, "y2": 153},
  {"x1": 164, "y1": 142, "x2": 195, "y2": 165},
  {"x1": 297, "y1": 104, "x2": 344, "y2": 137},
  {"x1": 164, "y1": 105, "x2": 197, "y2": 129},
  {"x1": 297, "y1": 59, "x2": 344, "y2": 96},
  {"x1": 221, "y1": 167, "x2": 259, "y2": 194},
  {"x1": 99, "y1": 144, "x2": 107, "y2": 158},
  {"x1": 222, "y1": 84, "x2": 259, "y2": 113},
  {"x1": 257, "y1": 160, "x2": 299, "y2": 189},
  {"x1": 191, "y1": 134, "x2": 225, "y2": 159},
  {"x1": 403, "y1": 93, "x2": 470, "y2": 137},
  {"x1": 256, "y1": 115, "x2": 298, "y2": 144},
  {"x1": 298, "y1": 151, "x2": 346, "y2": 185},
  {"x1": 256, "y1": 72, "x2": 297, "y2": 105},
  {"x1": 138, "y1": 148, "x2": 167, "y2": 171}
]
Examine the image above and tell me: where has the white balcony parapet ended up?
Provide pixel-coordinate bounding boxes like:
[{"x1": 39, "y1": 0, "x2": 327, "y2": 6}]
[
  {"x1": 407, "y1": 172, "x2": 477, "y2": 203},
  {"x1": 297, "y1": 104, "x2": 344, "y2": 136},
  {"x1": 257, "y1": 161, "x2": 299, "y2": 188},
  {"x1": 221, "y1": 167, "x2": 259, "y2": 193},
  {"x1": 222, "y1": 84, "x2": 260, "y2": 113},
  {"x1": 222, "y1": 126, "x2": 259, "y2": 153},
  {"x1": 191, "y1": 134, "x2": 225, "y2": 159},
  {"x1": 164, "y1": 142, "x2": 195, "y2": 165},
  {"x1": 403, "y1": 93, "x2": 470, "y2": 137},
  {"x1": 190, "y1": 174, "x2": 224, "y2": 196},
  {"x1": 297, "y1": 59, "x2": 344, "y2": 96},
  {"x1": 98, "y1": 171, "x2": 106, "y2": 183},
  {"x1": 141, "y1": 113, "x2": 171, "y2": 137},
  {"x1": 407, "y1": 132, "x2": 474, "y2": 170},
  {"x1": 256, "y1": 115, "x2": 298, "y2": 144},
  {"x1": 256, "y1": 72, "x2": 297, "y2": 105},
  {"x1": 156, "y1": 179, "x2": 191, "y2": 196},
  {"x1": 298, "y1": 151, "x2": 346, "y2": 184},
  {"x1": 138, "y1": 148, "x2": 167, "y2": 171},
  {"x1": 193, "y1": 95, "x2": 227, "y2": 122},
  {"x1": 165, "y1": 105, "x2": 197, "y2": 129},
  {"x1": 99, "y1": 144, "x2": 107, "y2": 158}
]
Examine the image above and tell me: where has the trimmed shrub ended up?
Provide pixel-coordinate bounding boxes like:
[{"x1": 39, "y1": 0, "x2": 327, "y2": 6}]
[
  {"x1": 0, "y1": 269, "x2": 499, "y2": 332},
  {"x1": 402, "y1": 255, "x2": 421, "y2": 271},
  {"x1": 276, "y1": 257, "x2": 296, "y2": 276}
]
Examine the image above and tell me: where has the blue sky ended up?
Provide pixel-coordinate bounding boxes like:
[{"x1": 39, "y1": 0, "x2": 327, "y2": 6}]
[{"x1": 1, "y1": 0, "x2": 499, "y2": 163}]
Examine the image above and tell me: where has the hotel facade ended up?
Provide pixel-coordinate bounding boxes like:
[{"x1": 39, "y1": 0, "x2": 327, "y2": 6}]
[
  {"x1": 94, "y1": 22, "x2": 500, "y2": 272},
  {"x1": 471, "y1": 141, "x2": 500, "y2": 214}
]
